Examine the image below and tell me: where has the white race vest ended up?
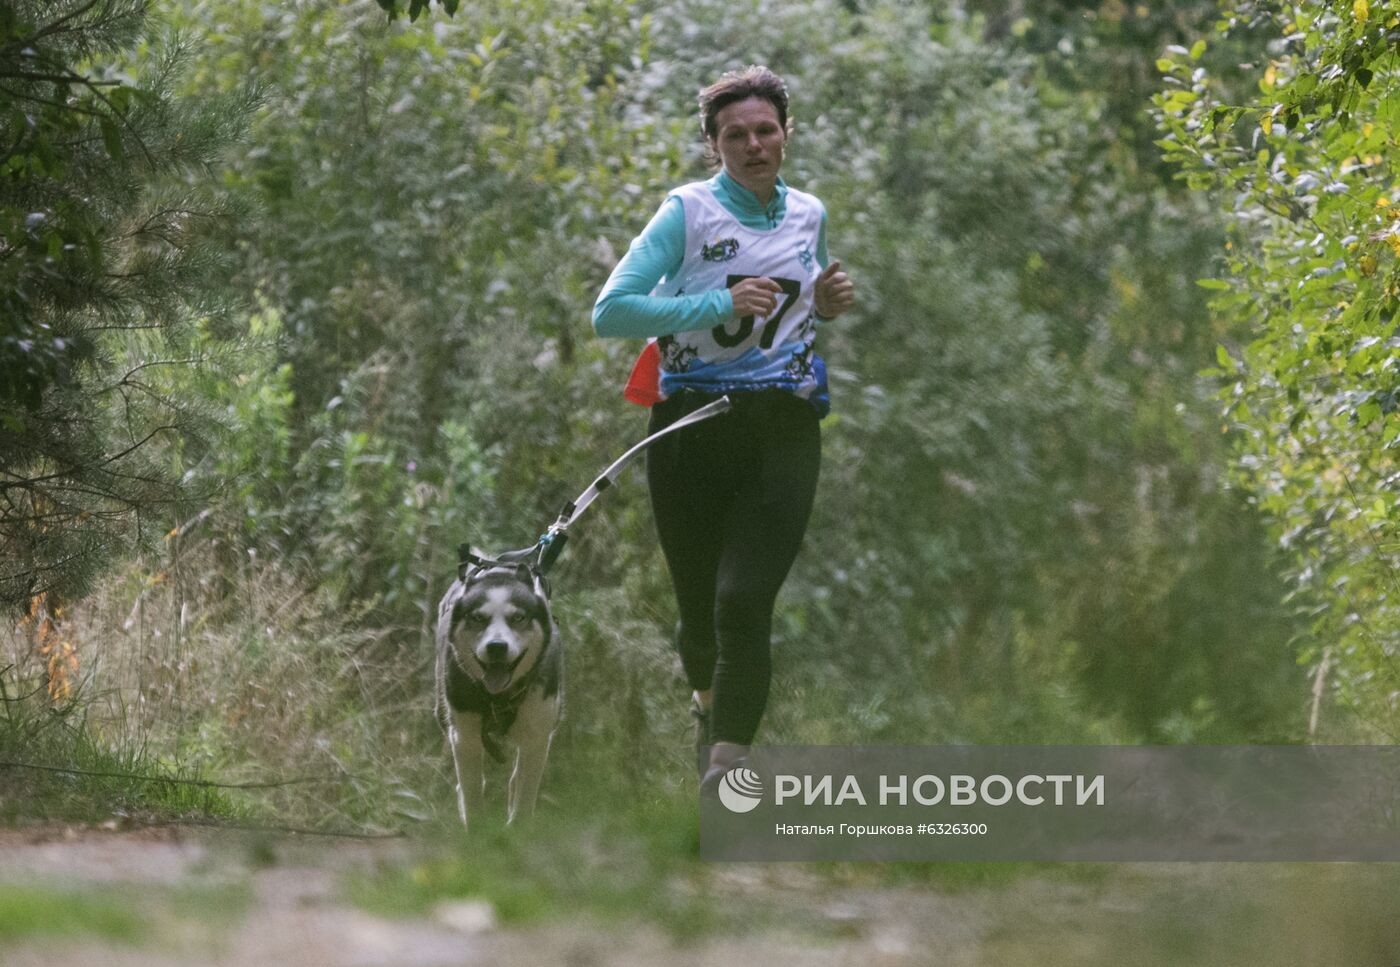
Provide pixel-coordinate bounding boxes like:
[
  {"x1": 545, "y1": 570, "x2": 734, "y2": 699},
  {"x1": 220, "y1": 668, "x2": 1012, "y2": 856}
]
[{"x1": 651, "y1": 181, "x2": 826, "y2": 403}]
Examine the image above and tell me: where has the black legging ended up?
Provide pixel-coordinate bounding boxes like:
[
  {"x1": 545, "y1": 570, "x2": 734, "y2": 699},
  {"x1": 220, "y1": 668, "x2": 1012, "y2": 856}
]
[{"x1": 646, "y1": 389, "x2": 821, "y2": 745}]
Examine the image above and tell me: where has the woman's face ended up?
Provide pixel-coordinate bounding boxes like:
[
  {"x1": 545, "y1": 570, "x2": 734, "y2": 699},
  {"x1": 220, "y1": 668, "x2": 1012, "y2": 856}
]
[{"x1": 710, "y1": 96, "x2": 786, "y2": 199}]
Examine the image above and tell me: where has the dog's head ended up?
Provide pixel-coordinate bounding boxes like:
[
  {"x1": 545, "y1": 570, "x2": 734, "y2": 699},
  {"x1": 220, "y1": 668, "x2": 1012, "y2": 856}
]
[{"x1": 443, "y1": 565, "x2": 552, "y2": 696}]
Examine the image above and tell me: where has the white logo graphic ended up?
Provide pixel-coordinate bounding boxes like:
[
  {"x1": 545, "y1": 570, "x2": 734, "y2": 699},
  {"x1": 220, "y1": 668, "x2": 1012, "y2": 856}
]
[{"x1": 718, "y1": 766, "x2": 764, "y2": 813}]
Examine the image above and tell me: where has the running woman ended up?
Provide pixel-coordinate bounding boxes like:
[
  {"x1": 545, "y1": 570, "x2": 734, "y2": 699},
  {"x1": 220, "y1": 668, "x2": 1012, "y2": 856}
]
[{"x1": 592, "y1": 66, "x2": 856, "y2": 792}]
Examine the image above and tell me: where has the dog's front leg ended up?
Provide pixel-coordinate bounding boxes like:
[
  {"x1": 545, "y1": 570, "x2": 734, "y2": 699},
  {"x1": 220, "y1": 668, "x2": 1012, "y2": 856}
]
[
  {"x1": 448, "y1": 712, "x2": 486, "y2": 830},
  {"x1": 507, "y1": 692, "x2": 559, "y2": 824}
]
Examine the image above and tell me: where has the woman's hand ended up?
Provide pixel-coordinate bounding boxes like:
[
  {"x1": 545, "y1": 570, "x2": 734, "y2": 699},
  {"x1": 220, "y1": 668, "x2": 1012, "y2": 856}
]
[
  {"x1": 814, "y1": 259, "x2": 855, "y2": 319},
  {"x1": 729, "y1": 276, "x2": 782, "y2": 318}
]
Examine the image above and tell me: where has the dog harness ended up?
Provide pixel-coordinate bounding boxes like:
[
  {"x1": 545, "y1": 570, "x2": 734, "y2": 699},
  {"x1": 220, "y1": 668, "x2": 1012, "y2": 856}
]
[{"x1": 475, "y1": 660, "x2": 546, "y2": 765}]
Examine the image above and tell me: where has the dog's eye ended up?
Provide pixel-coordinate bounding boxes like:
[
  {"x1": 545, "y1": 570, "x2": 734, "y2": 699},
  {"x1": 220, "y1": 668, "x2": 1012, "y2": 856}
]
[
  {"x1": 462, "y1": 611, "x2": 487, "y2": 627},
  {"x1": 507, "y1": 612, "x2": 529, "y2": 627}
]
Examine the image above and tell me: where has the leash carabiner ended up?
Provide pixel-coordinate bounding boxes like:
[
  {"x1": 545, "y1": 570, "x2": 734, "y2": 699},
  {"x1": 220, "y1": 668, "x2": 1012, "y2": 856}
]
[{"x1": 536, "y1": 522, "x2": 569, "y2": 574}]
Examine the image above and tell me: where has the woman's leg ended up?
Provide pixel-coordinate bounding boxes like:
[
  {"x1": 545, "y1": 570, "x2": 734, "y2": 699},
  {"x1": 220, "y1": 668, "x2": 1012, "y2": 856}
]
[
  {"x1": 708, "y1": 393, "x2": 821, "y2": 746},
  {"x1": 646, "y1": 396, "x2": 734, "y2": 696}
]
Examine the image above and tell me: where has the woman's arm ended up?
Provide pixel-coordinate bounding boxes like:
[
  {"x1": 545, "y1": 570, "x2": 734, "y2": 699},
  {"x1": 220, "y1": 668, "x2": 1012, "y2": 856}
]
[
  {"x1": 592, "y1": 197, "x2": 735, "y2": 338},
  {"x1": 812, "y1": 203, "x2": 854, "y2": 319}
]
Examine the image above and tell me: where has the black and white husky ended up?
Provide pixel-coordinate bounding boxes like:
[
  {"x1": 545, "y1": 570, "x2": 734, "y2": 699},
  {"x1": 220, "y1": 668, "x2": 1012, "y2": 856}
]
[{"x1": 435, "y1": 561, "x2": 562, "y2": 830}]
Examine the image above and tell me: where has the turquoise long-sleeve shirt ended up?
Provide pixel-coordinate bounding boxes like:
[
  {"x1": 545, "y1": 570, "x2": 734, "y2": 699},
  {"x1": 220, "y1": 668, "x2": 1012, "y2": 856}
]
[{"x1": 592, "y1": 170, "x2": 829, "y2": 339}]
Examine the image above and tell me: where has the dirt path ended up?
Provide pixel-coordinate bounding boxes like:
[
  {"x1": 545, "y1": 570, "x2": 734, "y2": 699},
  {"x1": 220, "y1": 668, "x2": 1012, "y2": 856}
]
[{"x1": 1, "y1": 824, "x2": 1398, "y2": 966}]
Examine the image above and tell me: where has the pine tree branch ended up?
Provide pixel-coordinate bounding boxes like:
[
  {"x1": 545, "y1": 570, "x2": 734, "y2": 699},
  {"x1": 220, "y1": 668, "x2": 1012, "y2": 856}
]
[{"x1": 0, "y1": 425, "x2": 178, "y2": 489}]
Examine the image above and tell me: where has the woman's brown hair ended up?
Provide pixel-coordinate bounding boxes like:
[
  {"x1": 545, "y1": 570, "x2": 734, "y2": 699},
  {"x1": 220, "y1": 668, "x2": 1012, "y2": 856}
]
[{"x1": 698, "y1": 65, "x2": 791, "y2": 146}]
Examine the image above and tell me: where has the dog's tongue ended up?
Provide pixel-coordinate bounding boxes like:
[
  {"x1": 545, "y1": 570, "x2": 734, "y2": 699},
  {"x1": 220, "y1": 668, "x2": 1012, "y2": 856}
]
[{"x1": 483, "y1": 666, "x2": 513, "y2": 694}]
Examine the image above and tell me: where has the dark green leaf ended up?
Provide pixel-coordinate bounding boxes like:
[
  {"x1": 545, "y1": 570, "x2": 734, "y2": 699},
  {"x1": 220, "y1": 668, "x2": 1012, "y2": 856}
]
[{"x1": 100, "y1": 116, "x2": 122, "y2": 161}]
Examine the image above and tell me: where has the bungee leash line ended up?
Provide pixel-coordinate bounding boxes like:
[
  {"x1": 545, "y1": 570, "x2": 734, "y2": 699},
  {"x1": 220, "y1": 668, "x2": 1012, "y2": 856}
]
[{"x1": 458, "y1": 395, "x2": 732, "y2": 578}]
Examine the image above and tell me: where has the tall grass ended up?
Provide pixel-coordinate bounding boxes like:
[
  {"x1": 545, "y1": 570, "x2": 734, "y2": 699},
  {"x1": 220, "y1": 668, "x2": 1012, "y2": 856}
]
[
  {"x1": 0, "y1": 531, "x2": 447, "y2": 830},
  {"x1": 0, "y1": 663, "x2": 244, "y2": 824}
]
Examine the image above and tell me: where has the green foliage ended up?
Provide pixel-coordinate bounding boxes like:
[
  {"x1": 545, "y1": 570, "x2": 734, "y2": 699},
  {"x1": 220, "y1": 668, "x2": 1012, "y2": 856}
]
[
  {"x1": 0, "y1": 0, "x2": 256, "y2": 609},
  {"x1": 1157, "y1": 0, "x2": 1400, "y2": 734},
  {"x1": 162, "y1": 0, "x2": 674, "y2": 609}
]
